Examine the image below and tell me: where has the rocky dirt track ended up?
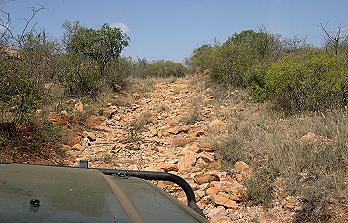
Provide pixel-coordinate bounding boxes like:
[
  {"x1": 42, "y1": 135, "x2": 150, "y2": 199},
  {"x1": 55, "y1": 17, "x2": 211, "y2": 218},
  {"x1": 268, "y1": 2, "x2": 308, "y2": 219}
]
[{"x1": 63, "y1": 77, "x2": 295, "y2": 223}]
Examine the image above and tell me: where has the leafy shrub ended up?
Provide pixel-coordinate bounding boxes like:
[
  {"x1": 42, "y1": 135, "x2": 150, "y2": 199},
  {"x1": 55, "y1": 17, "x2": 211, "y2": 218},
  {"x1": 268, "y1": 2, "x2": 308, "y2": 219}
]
[
  {"x1": 245, "y1": 64, "x2": 269, "y2": 102},
  {"x1": 130, "y1": 58, "x2": 186, "y2": 78},
  {"x1": 63, "y1": 21, "x2": 129, "y2": 77},
  {"x1": 60, "y1": 56, "x2": 131, "y2": 97},
  {"x1": 185, "y1": 44, "x2": 214, "y2": 72},
  {"x1": 0, "y1": 121, "x2": 65, "y2": 161},
  {"x1": 59, "y1": 54, "x2": 101, "y2": 97},
  {"x1": 146, "y1": 60, "x2": 186, "y2": 78},
  {"x1": 209, "y1": 43, "x2": 253, "y2": 87},
  {"x1": 215, "y1": 137, "x2": 243, "y2": 166},
  {"x1": 226, "y1": 29, "x2": 282, "y2": 62},
  {"x1": 0, "y1": 33, "x2": 58, "y2": 125},
  {"x1": 281, "y1": 36, "x2": 313, "y2": 56},
  {"x1": 265, "y1": 50, "x2": 348, "y2": 111},
  {"x1": 186, "y1": 29, "x2": 282, "y2": 87},
  {"x1": 61, "y1": 21, "x2": 130, "y2": 97},
  {"x1": 40, "y1": 122, "x2": 63, "y2": 142},
  {"x1": 105, "y1": 58, "x2": 132, "y2": 91},
  {"x1": 0, "y1": 9, "x2": 65, "y2": 158}
]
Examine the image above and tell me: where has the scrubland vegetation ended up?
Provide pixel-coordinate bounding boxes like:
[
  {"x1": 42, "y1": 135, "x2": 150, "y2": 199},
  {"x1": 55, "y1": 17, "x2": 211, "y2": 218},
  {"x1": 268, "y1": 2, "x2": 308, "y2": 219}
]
[
  {"x1": 186, "y1": 28, "x2": 348, "y2": 112},
  {"x1": 1, "y1": 3, "x2": 348, "y2": 222},
  {"x1": 186, "y1": 28, "x2": 348, "y2": 222},
  {"x1": 0, "y1": 6, "x2": 185, "y2": 162}
]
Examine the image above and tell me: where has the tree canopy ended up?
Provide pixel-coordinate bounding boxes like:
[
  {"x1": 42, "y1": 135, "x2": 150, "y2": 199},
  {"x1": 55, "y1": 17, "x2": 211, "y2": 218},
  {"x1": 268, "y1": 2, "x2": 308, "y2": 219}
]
[{"x1": 63, "y1": 21, "x2": 130, "y2": 76}]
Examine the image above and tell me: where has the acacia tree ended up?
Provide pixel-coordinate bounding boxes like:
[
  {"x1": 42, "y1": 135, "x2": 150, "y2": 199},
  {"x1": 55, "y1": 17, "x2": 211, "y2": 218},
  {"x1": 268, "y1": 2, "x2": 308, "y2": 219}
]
[{"x1": 63, "y1": 21, "x2": 130, "y2": 76}]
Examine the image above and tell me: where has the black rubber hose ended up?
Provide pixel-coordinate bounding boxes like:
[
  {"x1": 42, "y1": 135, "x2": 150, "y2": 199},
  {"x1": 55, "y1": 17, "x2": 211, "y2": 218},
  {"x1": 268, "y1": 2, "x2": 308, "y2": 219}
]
[{"x1": 98, "y1": 169, "x2": 205, "y2": 217}]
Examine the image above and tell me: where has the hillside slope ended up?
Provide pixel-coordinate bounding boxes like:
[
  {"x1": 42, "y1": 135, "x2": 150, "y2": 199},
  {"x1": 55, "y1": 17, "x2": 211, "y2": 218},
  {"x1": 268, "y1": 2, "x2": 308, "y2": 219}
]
[{"x1": 62, "y1": 76, "x2": 298, "y2": 223}]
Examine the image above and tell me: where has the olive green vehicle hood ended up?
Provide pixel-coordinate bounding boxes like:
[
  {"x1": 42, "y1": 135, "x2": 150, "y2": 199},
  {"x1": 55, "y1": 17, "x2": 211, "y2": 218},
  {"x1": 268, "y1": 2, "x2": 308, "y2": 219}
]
[{"x1": 0, "y1": 164, "x2": 207, "y2": 223}]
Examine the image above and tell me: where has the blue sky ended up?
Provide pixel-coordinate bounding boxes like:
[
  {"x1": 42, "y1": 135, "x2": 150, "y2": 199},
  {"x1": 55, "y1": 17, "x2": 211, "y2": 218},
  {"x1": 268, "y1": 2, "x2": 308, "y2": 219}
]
[{"x1": 2, "y1": 0, "x2": 348, "y2": 62}]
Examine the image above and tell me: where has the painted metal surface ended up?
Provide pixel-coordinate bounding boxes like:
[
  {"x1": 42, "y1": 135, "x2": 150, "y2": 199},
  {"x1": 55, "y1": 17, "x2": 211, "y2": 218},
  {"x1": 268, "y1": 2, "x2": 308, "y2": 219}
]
[{"x1": 0, "y1": 164, "x2": 208, "y2": 223}]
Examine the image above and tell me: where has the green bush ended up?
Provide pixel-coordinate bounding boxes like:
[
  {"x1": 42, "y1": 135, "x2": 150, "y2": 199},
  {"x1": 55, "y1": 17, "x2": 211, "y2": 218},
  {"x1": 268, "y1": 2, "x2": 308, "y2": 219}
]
[
  {"x1": 0, "y1": 57, "x2": 45, "y2": 124},
  {"x1": 61, "y1": 21, "x2": 130, "y2": 97},
  {"x1": 0, "y1": 33, "x2": 58, "y2": 125},
  {"x1": 185, "y1": 44, "x2": 214, "y2": 72},
  {"x1": 59, "y1": 54, "x2": 101, "y2": 97},
  {"x1": 105, "y1": 58, "x2": 131, "y2": 92},
  {"x1": 63, "y1": 21, "x2": 129, "y2": 77},
  {"x1": 226, "y1": 29, "x2": 282, "y2": 62},
  {"x1": 146, "y1": 60, "x2": 186, "y2": 78},
  {"x1": 245, "y1": 64, "x2": 268, "y2": 102},
  {"x1": 265, "y1": 51, "x2": 348, "y2": 111},
  {"x1": 40, "y1": 122, "x2": 63, "y2": 141},
  {"x1": 244, "y1": 167, "x2": 279, "y2": 207},
  {"x1": 0, "y1": 25, "x2": 65, "y2": 158},
  {"x1": 281, "y1": 36, "x2": 313, "y2": 56},
  {"x1": 129, "y1": 58, "x2": 186, "y2": 78},
  {"x1": 215, "y1": 137, "x2": 243, "y2": 166},
  {"x1": 60, "y1": 55, "x2": 131, "y2": 97},
  {"x1": 186, "y1": 30, "x2": 281, "y2": 87},
  {"x1": 209, "y1": 43, "x2": 253, "y2": 87}
]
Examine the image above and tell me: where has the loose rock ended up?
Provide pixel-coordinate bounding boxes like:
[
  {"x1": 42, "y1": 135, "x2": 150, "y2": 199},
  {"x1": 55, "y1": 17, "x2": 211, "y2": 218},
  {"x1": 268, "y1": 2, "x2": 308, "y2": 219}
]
[
  {"x1": 206, "y1": 206, "x2": 226, "y2": 219},
  {"x1": 206, "y1": 187, "x2": 219, "y2": 196},
  {"x1": 178, "y1": 150, "x2": 197, "y2": 172},
  {"x1": 158, "y1": 163, "x2": 178, "y2": 172},
  {"x1": 194, "y1": 173, "x2": 220, "y2": 185},
  {"x1": 72, "y1": 144, "x2": 84, "y2": 151},
  {"x1": 212, "y1": 193, "x2": 229, "y2": 206},
  {"x1": 48, "y1": 112, "x2": 68, "y2": 126},
  {"x1": 199, "y1": 152, "x2": 215, "y2": 163},
  {"x1": 83, "y1": 131, "x2": 97, "y2": 142},
  {"x1": 74, "y1": 101, "x2": 84, "y2": 112},
  {"x1": 210, "y1": 216, "x2": 233, "y2": 223}
]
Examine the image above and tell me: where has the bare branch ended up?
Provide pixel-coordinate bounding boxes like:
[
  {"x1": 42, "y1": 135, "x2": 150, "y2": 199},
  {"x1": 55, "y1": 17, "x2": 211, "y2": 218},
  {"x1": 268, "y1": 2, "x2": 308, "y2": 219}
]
[
  {"x1": 29, "y1": 21, "x2": 38, "y2": 34},
  {"x1": 320, "y1": 23, "x2": 335, "y2": 42},
  {"x1": 0, "y1": 8, "x2": 15, "y2": 40},
  {"x1": 18, "y1": 6, "x2": 44, "y2": 44},
  {"x1": 320, "y1": 22, "x2": 347, "y2": 55}
]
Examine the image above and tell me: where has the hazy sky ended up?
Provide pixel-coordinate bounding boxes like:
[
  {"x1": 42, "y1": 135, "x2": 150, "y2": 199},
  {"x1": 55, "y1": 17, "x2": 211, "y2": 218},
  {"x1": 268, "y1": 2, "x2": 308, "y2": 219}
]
[{"x1": 3, "y1": 0, "x2": 348, "y2": 62}]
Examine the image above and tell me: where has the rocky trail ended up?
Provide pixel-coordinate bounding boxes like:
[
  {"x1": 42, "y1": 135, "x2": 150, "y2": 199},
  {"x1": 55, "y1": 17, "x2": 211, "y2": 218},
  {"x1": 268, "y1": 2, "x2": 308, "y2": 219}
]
[{"x1": 62, "y1": 77, "x2": 294, "y2": 223}]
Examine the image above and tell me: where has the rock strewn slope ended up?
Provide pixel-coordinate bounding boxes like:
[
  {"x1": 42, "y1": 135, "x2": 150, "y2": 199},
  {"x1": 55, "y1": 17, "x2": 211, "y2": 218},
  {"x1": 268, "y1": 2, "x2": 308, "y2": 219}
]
[{"x1": 65, "y1": 78, "x2": 294, "y2": 223}]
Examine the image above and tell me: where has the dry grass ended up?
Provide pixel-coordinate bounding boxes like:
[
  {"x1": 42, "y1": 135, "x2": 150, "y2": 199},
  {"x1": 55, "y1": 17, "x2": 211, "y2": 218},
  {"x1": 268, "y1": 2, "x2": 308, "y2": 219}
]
[
  {"x1": 157, "y1": 76, "x2": 179, "y2": 83},
  {"x1": 182, "y1": 96, "x2": 203, "y2": 124},
  {"x1": 126, "y1": 111, "x2": 153, "y2": 143},
  {"x1": 90, "y1": 153, "x2": 114, "y2": 163},
  {"x1": 157, "y1": 103, "x2": 168, "y2": 113},
  {"x1": 132, "y1": 78, "x2": 156, "y2": 94},
  {"x1": 129, "y1": 111, "x2": 152, "y2": 132},
  {"x1": 206, "y1": 86, "x2": 348, "y2": 222}
]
